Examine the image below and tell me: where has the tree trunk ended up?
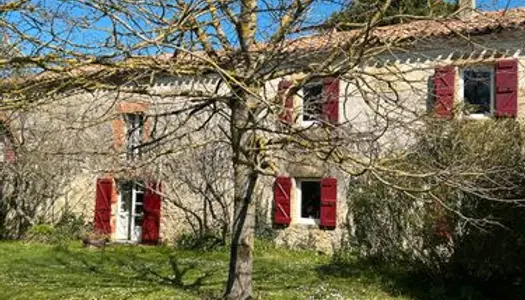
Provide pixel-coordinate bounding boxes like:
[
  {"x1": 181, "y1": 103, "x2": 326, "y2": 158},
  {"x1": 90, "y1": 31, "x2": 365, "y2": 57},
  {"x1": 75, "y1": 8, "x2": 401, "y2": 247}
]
[{"x1": 224, "y1": 93, "x2": 258, "y2": 300}]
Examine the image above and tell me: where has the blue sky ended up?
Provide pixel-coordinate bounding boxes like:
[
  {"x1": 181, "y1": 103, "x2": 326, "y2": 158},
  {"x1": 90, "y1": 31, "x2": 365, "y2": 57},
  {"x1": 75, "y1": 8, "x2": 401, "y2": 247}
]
[
  {"x1": 477, "y1": 0, "x2": 523, "y2": 9},
  {"x1": 312, "y1": 0, "x2": 524, "y2": 25},
  {"x1": 5, "y1": 0, "x2": 524, "y2": 57}
]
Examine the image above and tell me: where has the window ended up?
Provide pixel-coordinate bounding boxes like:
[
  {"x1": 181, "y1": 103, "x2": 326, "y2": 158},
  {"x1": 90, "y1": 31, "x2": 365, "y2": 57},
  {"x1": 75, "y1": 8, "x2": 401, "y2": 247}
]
[
  {"x1": 296, "y1": 179, "x2": 321, "y2": 224},
  {"x1": 302, "y1": 81, "x2": 324, "y2": 124},
  {"x1": 460, "y1": 66, "x2": 494, "y2": 116},
  {"x1": 125, "y1": 113, "x2": 144, "y2": 159},
  {"x1": 274, "y1": 176, "x2": 337, "y2": 228}
]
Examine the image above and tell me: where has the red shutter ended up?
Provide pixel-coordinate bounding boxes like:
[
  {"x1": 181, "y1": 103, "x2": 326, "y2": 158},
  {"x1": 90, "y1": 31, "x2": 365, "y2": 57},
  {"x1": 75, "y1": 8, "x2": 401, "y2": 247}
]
[
  {"x1": 323, "y1": 77, "x2": 339, "y2": 124},
  {"x1": 278, "y1": 79, "x2": 293, "y2": 124},
  {"x1": 142, "y1": 181, "x2": 162, "y2": 245},
  {"x1": 433, "y1": 66, "x2": 455, "y2": 118},
  {"x1": 495, "y1": 59, "x2": 518, "y2": 118},
  {"x1": 320, "y1": 177, "x2": 337, "y2": 229},
  {"x1": 94, "y1": 178, "x2": 112, "y2": 235},
  {"x1": 274, "y1": 176, "x2": 291, "y2": 225}
]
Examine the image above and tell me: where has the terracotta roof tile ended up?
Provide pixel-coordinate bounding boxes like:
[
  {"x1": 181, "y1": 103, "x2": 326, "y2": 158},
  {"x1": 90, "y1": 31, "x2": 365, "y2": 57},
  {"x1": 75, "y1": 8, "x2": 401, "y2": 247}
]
[{"x1": 277, "y1": 8, "x2": 525, "y2": 52}]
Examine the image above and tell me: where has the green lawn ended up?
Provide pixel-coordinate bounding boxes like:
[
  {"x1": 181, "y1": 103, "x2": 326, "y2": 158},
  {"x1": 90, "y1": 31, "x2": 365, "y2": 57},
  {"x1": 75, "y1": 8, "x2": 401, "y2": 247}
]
[{"x1": 0, "y1": 240, "x2": 416, "y2": 300}]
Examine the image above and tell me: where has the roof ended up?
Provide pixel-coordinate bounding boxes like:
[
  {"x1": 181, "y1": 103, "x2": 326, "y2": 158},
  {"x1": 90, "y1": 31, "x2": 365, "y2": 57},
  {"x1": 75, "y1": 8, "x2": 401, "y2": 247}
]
[
  {"x1": 2, "y1": 8, "x2": 525, "y2": 91},
  {"x1": 279, "y1": 8, "x2": 525, "y2": 52}
]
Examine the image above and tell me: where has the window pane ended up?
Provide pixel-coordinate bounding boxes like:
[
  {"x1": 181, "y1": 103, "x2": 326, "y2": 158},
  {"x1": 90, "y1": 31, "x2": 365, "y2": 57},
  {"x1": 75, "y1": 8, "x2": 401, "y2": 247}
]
[
  {"x1": 303, "y1": 83, "x2": 323, "y2": 121},
  {"x1": 301, "y1": 181, "x2": 321, "y2": 219},
  {"x1": 463, "y1": 69, "x2": 492, "y2": 114},
  {"x1": 125, "y1": 114, "x2": 144, "y2": 159},
  {"x1": 120, "y1": 181, "x2": 133, "y2": 213}
]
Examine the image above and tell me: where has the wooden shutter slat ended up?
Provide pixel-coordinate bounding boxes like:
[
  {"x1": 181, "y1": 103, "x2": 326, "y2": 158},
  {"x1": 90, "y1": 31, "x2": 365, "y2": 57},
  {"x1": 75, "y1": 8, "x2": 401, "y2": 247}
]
[
  {"x1": 274, "y1": 176, "x2": 291, "y2": 225},
  {"x1": 94, "y1": 178, "x2": 113, "y2": 235},
  {"x1": 278, "y1": 80, "x2": 293, "y2": 124},
  {"x1": 495, "y1": 59, "x2": 518, "y2": 118},
  {"x1": 142, "y1": 181, "x2": 162, "y2": 245},
  {"x1": 433, "y1": 66, "x2": 455, "y2": 118},
  {"x1": 320, "y1": 177, "x2": 337, "y2": 229},
  {"x1": 323, "y1": 78, "x2": 339, "y2": 124}
]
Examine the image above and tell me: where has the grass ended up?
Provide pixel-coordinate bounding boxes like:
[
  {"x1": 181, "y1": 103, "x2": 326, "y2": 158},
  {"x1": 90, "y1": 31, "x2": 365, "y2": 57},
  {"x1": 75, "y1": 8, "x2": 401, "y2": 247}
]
[{"x1": 0, "y1": 239, "x2": 450, "y2": 300}]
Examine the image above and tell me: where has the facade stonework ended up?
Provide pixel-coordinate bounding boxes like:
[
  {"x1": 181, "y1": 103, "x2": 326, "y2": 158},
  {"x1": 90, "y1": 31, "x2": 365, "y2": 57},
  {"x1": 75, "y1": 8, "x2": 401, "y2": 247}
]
[{"x1": 2, "y1": 12, "x2": 525, "y2": 251}]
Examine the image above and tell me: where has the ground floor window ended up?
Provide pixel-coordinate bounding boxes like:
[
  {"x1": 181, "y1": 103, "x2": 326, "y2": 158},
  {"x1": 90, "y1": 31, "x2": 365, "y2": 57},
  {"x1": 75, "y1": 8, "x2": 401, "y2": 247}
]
[{"x1": 296, "y1": 179, "x2": 321, "y2": 224}]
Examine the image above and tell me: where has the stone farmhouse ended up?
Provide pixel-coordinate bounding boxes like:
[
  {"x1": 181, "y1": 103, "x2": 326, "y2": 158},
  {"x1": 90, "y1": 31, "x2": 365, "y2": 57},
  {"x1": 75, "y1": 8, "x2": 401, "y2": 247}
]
[{"x1": 1, "y1": 7, "x2": 525, "y2": 252}]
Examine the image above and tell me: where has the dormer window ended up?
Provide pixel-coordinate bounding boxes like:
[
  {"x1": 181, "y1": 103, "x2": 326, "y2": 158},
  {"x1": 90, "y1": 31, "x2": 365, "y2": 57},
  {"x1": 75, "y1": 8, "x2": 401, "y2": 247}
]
[{"x1": 125, "y1": 113, "x2": 144, "y2": 160}]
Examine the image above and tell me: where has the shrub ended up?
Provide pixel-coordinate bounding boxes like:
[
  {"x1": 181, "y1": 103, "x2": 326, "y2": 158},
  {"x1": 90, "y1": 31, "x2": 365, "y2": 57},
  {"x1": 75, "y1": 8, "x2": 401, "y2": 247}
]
[
  {"x1": 25, "y1": 212, "x2": 87, "y2": 245},
  {"x1": 25, "y1": 224, "x2": 59, "y2": 244},
  {"x1": 175, "y1": 232, "x2": 225, "y2": 251},
  {"x1": 55, "y1": 211, "x2": 87, "y2": 240},
  {"x1": 348, "y1": 119, "x2": 525, "y2": 294}
]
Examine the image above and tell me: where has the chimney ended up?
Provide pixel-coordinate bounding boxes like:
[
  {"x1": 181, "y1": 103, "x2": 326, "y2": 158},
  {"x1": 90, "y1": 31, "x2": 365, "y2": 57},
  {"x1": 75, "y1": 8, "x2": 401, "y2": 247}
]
[{"x1": 458, "y1": 0, "x2": 475, "y2": 18}]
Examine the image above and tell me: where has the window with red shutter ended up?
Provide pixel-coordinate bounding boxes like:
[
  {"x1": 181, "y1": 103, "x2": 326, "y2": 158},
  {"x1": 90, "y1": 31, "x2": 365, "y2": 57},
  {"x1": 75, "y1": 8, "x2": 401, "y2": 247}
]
[
  {"x1": 320, "y1": 177, "x2": 337, "y2": 229},
  {"x1": 293, "y1": 178, "x2": 336, "y2": 229},
  {"x1": 298, "y1": 77, "x2": 340, "y2": 126},
  {"x1": 433, "y1": 66, "x2": 455, "y2": 118},
  {"x1": 142, "y1": 181, "x2": 162, "y2": 245},
  {"x1": 278, "y1": 80, "x2": 293, "y2": 124},
  {"x1": 495, "y1": 59, "x2": 518, "y2": 118},
  {"x1": 94, "y1": 178, "x2": 113, "y2": 235},
  {"x1": 274, "y1": 176, "x2": 292, "y2": 226},
  {"x1": 323, "y1": 78, "x2": 339, "y2": 124}
]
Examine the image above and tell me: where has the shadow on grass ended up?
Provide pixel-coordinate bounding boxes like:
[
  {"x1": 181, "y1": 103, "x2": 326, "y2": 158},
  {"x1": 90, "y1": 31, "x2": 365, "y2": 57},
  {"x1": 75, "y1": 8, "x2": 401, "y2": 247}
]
[
  {"x1": 316, "y1": 257, "x2": 491, "y2": 300},
  {"x1": 28, "y1": 243, "x2": 219, "y2": 298}
]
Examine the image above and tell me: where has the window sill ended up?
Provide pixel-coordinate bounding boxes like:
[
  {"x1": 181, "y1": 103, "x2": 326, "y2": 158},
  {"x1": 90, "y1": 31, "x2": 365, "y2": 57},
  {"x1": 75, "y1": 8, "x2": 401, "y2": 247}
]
[
  {"x1": 299, "y1": 120, "x2": 321, "y2": 128},
  {"x1": 462, "y1": 113, "x2": 493, "y2": 120},
  {"x1": 296, "y1": 217, "x2": 320, "y2": 226}
]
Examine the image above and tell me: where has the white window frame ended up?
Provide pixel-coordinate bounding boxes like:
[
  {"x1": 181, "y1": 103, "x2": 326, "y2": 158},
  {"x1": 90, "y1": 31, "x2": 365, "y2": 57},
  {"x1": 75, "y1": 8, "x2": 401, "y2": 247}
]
[
  {"x1": 294, "y1": 178, "x2": 321, "y2": 225},
  {"x1": 459, "y1": 65, "x2": 495, "y2": 119},
  {"x1": 125, "y1": 113, "x2": 144, "y2": 159},
  {"x1": 300, "y1": 80, "x2": 324, "y2": 127}
]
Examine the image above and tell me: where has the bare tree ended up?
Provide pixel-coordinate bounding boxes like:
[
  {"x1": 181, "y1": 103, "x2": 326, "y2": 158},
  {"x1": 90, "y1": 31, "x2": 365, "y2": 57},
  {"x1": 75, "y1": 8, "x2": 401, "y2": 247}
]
[{"x1": 2, "y1": 0, "x2": 519, "y2": 299}]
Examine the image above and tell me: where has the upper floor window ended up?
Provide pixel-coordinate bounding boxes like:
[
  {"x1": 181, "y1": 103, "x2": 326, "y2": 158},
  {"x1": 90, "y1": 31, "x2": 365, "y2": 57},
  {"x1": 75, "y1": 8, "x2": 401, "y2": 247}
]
[
  {"x1": 461, "y1": 66, "x2": 494, "y2": 117},
  {"x1": 302, "y1": 81, "x2": 324, "y2": 124},
  {"x1": 432, "y1": 59, "x2": 518, "y2": 119},
  {"x1": 278, "y1": 77, "x2": 340, "y2": 125},
  {"x1": 125, "y1": 113, "x2": 144, "y2": 160}
]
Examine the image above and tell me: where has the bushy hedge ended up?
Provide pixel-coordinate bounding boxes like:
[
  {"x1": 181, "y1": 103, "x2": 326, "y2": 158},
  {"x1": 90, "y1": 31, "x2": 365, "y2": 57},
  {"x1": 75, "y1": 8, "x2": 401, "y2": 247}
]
[
  {"x1": 349, "y1": 119, "x2": 525, "y2": 295},
  {"x1": 25, "y1": 211, "x2": 87, "y2": 245}
]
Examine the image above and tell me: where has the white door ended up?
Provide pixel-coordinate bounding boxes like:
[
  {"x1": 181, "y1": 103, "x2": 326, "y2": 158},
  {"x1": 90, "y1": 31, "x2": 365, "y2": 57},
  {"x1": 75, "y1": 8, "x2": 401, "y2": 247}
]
[
  {"x1": 131, "y1": 184, "x2": 144, "y2": 242},
  {"x1": 116, "y1": 181, "x2": 144, "y2": 242}
]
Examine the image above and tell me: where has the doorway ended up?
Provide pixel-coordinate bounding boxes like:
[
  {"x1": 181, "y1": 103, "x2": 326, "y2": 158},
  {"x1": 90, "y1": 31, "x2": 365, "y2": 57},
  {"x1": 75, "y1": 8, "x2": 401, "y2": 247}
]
[{"x1": 115, "y1": 180, "x2": 144, "y2": 242}]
